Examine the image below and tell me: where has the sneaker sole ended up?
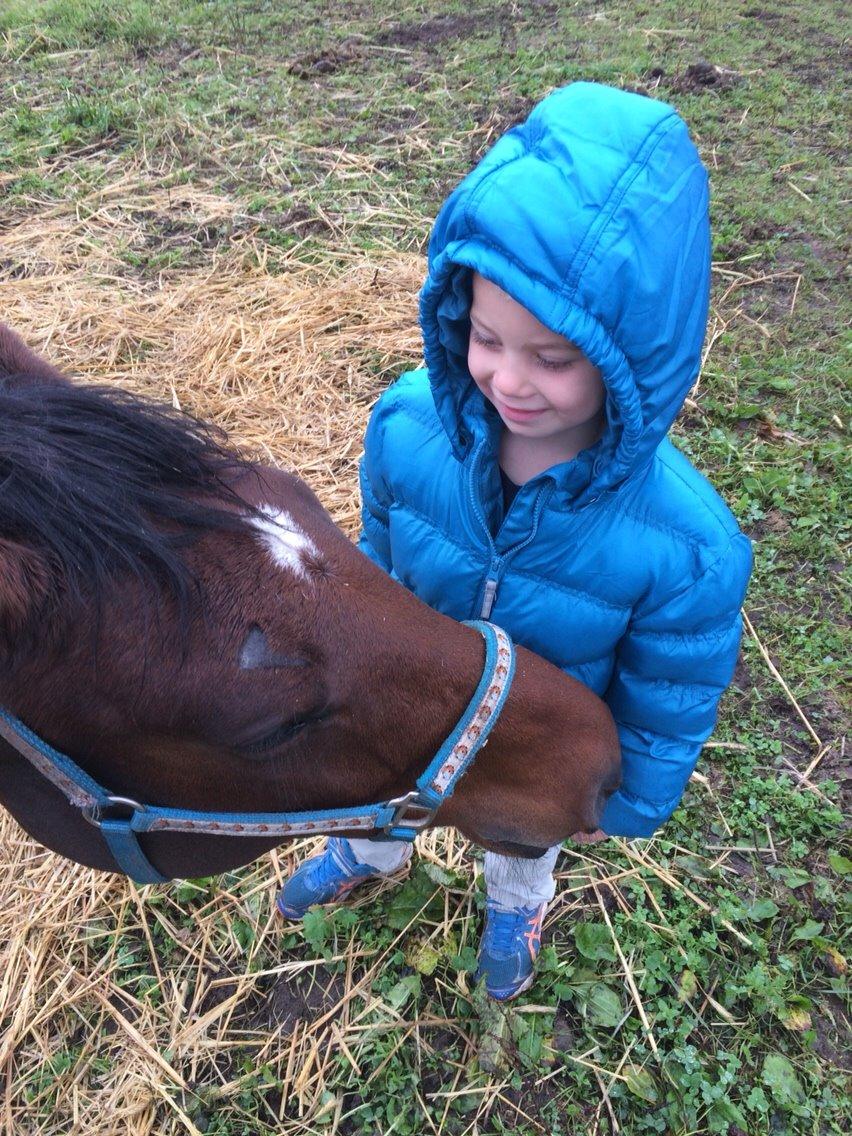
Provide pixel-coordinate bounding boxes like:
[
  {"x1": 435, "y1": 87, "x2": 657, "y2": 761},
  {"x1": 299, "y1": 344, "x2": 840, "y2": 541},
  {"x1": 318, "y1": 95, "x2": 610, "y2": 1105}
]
[{"x1": 486, "y1": 972, "x2": 536, "y2": 1002}]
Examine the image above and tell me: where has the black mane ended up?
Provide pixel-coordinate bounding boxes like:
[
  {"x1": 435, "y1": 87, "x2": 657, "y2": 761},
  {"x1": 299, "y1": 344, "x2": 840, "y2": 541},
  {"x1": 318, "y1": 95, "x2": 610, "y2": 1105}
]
[{"x1": 0, "y1": 378, "x2": 257, "y2": 643}]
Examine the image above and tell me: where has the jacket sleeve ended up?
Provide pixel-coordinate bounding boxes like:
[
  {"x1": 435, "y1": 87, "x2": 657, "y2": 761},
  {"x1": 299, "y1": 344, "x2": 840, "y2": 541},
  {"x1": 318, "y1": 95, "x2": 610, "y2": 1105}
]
[
  {"x1": 599, "y1": 532, "x2": 752, "y2": 838},
  {"x1": 358, "y1": 461, "x2": 393, "y2": 571},
  {"x1": 356, "y1": 393, "x2": 394, "y2": 573}
]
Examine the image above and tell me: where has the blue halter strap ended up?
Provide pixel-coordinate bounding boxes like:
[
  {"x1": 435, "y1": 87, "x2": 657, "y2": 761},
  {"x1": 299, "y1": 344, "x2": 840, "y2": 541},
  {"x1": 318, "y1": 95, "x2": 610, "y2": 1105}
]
[{"x1": 0, "y1": 621, "x2": 515, "y2": 885}]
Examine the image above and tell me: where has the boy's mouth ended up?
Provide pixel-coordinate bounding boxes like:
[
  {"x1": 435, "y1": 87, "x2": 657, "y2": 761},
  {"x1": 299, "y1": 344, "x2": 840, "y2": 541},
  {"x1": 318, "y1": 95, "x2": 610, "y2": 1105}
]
[{"x1": 496, "y1": 400, "x2": 547, "y2": 423}]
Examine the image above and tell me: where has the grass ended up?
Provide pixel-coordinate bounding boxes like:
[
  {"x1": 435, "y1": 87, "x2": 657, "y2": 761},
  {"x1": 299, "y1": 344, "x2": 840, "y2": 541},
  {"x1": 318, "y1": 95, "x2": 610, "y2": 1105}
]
[{"x1": 0, "y1": 1, "x2": 849, "y2": 1133}]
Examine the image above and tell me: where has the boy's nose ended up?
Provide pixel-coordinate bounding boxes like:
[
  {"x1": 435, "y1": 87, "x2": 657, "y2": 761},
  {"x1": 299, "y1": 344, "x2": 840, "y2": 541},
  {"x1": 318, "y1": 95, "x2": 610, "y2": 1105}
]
[{"x1": 491, "y1": 360, "x2": 531, "y2": 399}]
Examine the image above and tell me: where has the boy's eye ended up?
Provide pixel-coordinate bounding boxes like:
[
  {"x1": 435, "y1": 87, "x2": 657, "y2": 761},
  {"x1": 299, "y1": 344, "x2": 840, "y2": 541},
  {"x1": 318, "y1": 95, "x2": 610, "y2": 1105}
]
[
  {"x1": 470, "y1": 327, "x2": 498, "y2": 349},
  {"x1": 537, "y1": 355, "x2": 575, "y2": 371}
]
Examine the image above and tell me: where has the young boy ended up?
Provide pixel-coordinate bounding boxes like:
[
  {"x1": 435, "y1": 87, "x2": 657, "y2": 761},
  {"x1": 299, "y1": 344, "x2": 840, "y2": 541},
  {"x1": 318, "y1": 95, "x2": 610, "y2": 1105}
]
[{"x1": 277, "y1": 82, "x2": 752, "y2": 1001}]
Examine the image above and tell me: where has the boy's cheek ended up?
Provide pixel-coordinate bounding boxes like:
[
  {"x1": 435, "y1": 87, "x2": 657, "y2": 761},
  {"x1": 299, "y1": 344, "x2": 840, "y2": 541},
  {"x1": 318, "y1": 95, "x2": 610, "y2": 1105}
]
[
  {"x1": 467, "y1": 344, "x2": 492, "y2": 384},
  {"x1": 469, "y1": 368, "x2": 493, "y2": 403}
]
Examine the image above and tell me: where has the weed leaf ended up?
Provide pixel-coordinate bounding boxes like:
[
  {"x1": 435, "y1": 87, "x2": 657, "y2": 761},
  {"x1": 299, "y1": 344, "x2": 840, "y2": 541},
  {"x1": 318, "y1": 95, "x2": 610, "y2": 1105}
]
[
  {"x1": 625, "y1": 1064, "x2": 659, "y2": 1103},
  {"x1": 790, "y1": 919, "x2": 824, "y2": 942},
  {"x1": 574, "y1": 923, "x2": 617, "y2": 961},
  {"x1": 746, "y1": 898, "x2": 779, "y2": 921},
  {"x1": 762, "y1": 1053, "x2": 805, "y2": 1107},
  {"x1": 585, "y1": 982, "x2": 623, "y2": 1028}
]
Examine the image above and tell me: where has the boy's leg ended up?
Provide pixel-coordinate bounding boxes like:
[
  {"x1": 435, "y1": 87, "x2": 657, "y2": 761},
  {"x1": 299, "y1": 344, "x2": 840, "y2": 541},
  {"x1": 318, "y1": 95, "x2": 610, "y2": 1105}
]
[
  {"x1": 476, "y1": 844, "x2": 562, "y2": 1001},
  {"x1": 347, "y1": 837, "x2": 413, "y2": 873},
  {"x1": 483, "y1": 844, "x2": 561, "y2": 909}
]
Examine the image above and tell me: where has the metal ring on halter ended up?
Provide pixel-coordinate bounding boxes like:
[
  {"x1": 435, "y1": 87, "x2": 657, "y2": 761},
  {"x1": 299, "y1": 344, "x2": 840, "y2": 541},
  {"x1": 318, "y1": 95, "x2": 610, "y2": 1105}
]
[
  {"x1": 82, "y1": 795, "x2": 146, "y2": 828},
  {"x1": 383, "y1": 790, "x2": 438, "y2": 834}
]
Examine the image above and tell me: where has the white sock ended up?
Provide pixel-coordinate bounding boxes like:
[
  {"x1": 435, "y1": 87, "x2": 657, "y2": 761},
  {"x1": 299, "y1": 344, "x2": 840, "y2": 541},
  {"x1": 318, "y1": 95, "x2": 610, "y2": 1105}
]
[{"x1": 346, "y1": 837, "x2": 413, "y2": 873}]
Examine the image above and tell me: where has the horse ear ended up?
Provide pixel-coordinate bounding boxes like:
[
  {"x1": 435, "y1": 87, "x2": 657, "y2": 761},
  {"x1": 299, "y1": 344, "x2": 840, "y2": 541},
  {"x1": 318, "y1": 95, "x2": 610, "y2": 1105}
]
[
  {"x1": 0, "y1": 323, "x2": 67, "y2": 387},
  {"x1": 0, "y1": 539, "x2": 51, "y2": 642}
]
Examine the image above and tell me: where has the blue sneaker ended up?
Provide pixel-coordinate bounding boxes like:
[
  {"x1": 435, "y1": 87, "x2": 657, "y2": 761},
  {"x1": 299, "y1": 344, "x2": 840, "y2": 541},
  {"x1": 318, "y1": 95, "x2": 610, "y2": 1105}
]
[
  {"x1": 474, "y1": 899, "x2": 548, "y2": 1001},
  {"x1": 276, "y1": 837, "x2": 406, "y2": 919}
]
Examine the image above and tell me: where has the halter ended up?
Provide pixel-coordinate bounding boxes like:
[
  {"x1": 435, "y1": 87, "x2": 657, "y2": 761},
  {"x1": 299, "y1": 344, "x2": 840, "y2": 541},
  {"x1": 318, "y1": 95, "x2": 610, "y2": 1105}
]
[{"x1": 0, "y1": 621, "x2": 515, "y2": 885}]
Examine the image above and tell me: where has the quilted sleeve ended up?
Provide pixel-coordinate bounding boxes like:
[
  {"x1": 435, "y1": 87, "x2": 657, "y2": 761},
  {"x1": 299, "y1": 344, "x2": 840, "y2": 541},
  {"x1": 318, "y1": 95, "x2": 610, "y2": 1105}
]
[
  {"x1": 599, "y1": 532, "x2": 753, "y2": 838},
  {"x1": 356, "y1": 393, "x2": 394, "y2": 573}
]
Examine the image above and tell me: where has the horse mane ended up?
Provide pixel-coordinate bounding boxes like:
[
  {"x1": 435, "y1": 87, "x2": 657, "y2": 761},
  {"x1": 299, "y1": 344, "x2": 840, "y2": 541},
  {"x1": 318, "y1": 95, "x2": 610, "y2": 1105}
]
[{"x1": 0, "y1": 377, "x2": 258, "y2": 650}]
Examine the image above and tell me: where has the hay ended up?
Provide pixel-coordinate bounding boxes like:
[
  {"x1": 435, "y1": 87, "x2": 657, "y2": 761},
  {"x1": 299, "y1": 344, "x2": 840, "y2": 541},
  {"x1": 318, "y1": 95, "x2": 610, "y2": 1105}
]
[{"x1": 1, "y1": 176, "x2": 424, "y2": 536}]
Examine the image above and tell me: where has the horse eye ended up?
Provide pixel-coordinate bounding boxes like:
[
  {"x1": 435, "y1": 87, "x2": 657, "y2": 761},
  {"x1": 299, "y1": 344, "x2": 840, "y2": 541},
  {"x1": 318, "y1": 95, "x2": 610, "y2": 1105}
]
[
  {"x1": 235, "y1": 704, "x2": 329, "y2": 758},
  {"x1": 238, "y1": 719, "x2": 310, "y2": 756}
]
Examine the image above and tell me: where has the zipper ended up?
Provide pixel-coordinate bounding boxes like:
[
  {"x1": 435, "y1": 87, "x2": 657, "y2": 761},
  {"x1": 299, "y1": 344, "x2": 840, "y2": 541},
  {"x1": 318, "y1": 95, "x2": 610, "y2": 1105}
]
[
  {"x1": 466, "y1": 442, "x2": 502, "y2": 619},
  {"x1": 467, "y1": 440, "x2": 495, "y2": 551},
  {"x1": 479, "y1": 565, "x2": 502, "y2": 619},
  {"x1": 471, "y1": 470, "x2": 555, "y2": 621}
]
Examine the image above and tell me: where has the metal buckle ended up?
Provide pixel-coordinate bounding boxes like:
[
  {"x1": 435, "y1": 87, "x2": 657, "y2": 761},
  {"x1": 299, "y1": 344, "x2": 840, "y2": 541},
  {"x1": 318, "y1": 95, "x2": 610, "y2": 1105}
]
[
  {"x1": 383, "y1": 790, "x2": 438, "y2": 834},
  {"x1": 82, "y1": 795, "x2": 146, "y2": 829}
]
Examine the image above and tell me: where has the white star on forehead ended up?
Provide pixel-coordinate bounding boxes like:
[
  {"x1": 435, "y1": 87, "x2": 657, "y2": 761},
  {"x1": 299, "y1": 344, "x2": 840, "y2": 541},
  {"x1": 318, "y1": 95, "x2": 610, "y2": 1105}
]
[{"x1": 251, "y1": 507, "x2": 320, "y2": 579}]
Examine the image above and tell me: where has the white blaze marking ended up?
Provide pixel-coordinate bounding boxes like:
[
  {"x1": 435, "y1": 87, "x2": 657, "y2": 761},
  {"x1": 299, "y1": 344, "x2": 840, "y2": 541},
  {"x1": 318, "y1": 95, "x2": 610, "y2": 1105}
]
[{"x1": 252, "y1": 508, "x2": 319, "y2": 579}]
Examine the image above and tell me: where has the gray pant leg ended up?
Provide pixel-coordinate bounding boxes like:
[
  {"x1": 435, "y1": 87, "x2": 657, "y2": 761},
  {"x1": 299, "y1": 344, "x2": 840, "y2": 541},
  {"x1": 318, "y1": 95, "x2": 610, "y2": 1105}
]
[{"x1": 483, "y1": 843, "x2": 562, "y2": 910}]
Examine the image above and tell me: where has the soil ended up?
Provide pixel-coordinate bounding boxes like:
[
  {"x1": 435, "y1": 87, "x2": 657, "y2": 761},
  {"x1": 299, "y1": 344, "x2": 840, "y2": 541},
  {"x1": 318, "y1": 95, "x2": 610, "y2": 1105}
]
[
  {"x1": 373, "y1": 13, "x2": 493, "y2": 49},
  {"x1": 287, "y1": 39, "x2": 364, "y2": 79},
  {"x1": 742, "y1": 7, "x2": 786, "y2": 24},
  {"x1": 661, "y1": 60, "x2": 743, "y2": 95},
  {"x1": 286, "y1": 9, "x2": 511, "y2": 78},
  {"x1": 256, "y1": 963, "x2": 345, "y2": 1033}
]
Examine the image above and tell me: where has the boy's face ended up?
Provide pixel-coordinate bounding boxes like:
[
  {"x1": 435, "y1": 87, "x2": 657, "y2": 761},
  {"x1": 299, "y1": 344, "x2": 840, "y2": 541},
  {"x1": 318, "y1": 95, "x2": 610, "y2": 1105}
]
[{"x1": 467, "y1": 274, "x2": 606, "y2": 446}]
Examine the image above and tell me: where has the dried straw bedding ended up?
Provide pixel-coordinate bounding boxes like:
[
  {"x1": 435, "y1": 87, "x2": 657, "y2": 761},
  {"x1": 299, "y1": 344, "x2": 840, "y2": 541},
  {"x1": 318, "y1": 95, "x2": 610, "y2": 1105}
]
[{"x1": 1, "y1": 183, "x2": 426, "y2": 532}]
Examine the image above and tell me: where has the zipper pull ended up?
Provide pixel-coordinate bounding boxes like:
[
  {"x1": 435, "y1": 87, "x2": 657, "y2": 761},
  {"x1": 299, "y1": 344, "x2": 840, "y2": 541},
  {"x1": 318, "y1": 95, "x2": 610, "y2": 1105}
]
[{"x1": 479, "y1": 577, "x2": 499, "y2": 620}]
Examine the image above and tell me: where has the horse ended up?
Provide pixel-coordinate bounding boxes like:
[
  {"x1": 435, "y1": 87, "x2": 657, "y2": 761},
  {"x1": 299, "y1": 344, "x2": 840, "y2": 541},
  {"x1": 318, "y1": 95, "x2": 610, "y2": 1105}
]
[{"x1": 0, "y1": 322, "x2": 620, "y2": 885}]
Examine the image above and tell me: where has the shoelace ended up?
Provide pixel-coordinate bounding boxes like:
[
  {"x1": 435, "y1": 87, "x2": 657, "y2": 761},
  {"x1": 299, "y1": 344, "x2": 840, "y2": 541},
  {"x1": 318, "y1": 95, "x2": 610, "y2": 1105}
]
[
  {"x1": 486, "y1": 905, "x2": 530, "y2": 956},
  {"x1": 317, "y1": 839, "x2": 359, "y2": 883}
]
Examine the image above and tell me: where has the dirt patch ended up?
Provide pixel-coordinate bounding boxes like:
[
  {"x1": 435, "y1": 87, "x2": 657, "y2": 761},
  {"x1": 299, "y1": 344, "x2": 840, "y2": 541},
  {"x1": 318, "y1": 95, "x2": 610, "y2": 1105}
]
[
  {"x1": 287, "y1": 39, "x2": 364, "y2": 78},
  {"x1": 498, "y1": 1062, "x2": 586, "y2": 1129},
  {"x1": 197, "y1": 962, "x2": 345, "y2": 1037},
  {"x1": 715, "y1": 217, "x2": 780, "y2": 261},
  {"x1": 142, "y1": 214, "x2": 230, "y2": 250},
  {"x1": 728, "y1": 268, "x2": 803, "y2": 328},
  {"x1": 731, "y1": 651, "x2": 754, "y2": 695},
  {"x1": 373, "y1": 13, "x2": 490, "y2": 49},
  {"x1": 256, "y1": 964, "x2": 345, "y2": 1033},
  {"x1": 774, "y1": 232, "x2": 849, "y2": 291},
  {"x1": 121, "y1": 205, "x2": 333, "y2": 273},
  {"x1": 655, "y1": 61, "x2": 743, "y2": 95},
  {"x1": 742, "y1": 7, "x2": 783, "y2": 21},
  {"x1": 0, "y1": 255, "x2": 56, "y2": 280},
  {"x1": 746, "y1": 508, "x2": 792, "y2": 542},
  {"x1": 726, "y1": 851, "x2": 757, "y2": 881},
  {"x1": 810, "y1": 1007, "x2": 847, "y2": 1068},
  {"x1": 269, "y1": 204, "x2": 333, "y2": 235},
  {"x1": 197, "y1": 968, "x2": 247, "y2": 1017},
  {"x1": 144, "y1": 37, "x2": 201, "y2": 69}
]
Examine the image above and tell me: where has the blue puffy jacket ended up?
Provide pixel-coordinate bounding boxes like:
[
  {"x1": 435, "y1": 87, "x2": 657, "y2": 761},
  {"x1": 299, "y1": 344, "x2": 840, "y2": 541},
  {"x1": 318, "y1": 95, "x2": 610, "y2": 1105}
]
[{"x1": 358, "y1": 82, "x2": 752, "y2": 837}]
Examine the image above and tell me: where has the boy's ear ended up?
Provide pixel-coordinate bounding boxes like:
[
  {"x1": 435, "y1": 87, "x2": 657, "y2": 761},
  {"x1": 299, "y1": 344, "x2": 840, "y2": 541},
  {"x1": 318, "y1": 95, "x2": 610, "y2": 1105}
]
[{"x1": 0, "y1": 539, "x2": 51, "y2": 644}]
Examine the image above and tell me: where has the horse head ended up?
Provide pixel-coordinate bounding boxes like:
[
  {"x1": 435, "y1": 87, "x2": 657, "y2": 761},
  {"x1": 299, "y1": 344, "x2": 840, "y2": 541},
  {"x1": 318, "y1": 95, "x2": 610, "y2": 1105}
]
[{"x1": 0, "y1": 324, "x2": 620, "y2": 881}]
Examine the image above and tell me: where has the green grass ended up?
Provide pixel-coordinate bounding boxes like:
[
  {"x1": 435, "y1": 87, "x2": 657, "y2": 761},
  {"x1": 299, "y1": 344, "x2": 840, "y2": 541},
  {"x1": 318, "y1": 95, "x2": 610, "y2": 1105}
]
[{"x1": 1, "y1": 1, "x2": 849, "y2": 1133}]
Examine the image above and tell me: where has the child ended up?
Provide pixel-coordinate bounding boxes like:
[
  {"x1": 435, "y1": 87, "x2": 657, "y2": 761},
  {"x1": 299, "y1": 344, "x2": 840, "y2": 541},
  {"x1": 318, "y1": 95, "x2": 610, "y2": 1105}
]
[{"x1": 277, "y1": 82, "x2": 752, "y2": 1001}]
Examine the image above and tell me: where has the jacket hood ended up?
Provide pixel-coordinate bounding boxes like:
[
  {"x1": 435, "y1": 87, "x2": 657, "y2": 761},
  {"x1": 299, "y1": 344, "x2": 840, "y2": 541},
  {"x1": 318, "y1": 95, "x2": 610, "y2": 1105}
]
[{"x1": 419, "y1": 82, "x2": 711, "y2": 507}]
